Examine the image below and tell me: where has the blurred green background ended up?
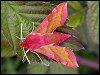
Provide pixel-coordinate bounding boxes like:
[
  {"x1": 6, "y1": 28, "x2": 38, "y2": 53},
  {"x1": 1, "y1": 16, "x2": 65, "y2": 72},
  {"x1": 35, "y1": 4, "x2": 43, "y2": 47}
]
[{"x1": 1, "y1": 1, "x2": 99, "y2": 74}]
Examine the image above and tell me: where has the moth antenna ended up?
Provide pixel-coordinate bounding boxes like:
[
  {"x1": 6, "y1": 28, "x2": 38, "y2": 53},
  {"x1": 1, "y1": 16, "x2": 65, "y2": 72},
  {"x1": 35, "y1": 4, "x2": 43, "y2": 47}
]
[
  {"x1": 32, "y1": 22, "x2": 35, "y2": 32},
  {"x1": 33, "y1": 52, "x2": 50, "y2": 66},
  {"x1": 20, "y1": 23, "x2": 23, "y2": 41},
  {"x1": 15, "y1": 23, "x2": 25, "y2": 46}
]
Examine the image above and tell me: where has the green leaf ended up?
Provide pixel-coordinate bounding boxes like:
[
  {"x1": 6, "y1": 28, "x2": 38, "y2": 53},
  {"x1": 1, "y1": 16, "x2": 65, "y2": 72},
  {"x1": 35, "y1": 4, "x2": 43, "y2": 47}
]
[
  {"x1": 1, "y1": 42, "x2": 16, "y2": 57},
  {"x1": 67, "y1": 10, "x2": 84, "y2": 27},
  {"x1": 1, "y1": 1, "x2": 17, "y2": 51},
  {"x1": 68, "y1": 1, "x2": 82, "y2": 10},
  {"x1": 86, "y1": 1, "x2": 99, "y2": 45},
  {"x1": 1, "y1": 32, "x2": 16, "y2": 57},
  {"x1": 1, "y1": 1, "x2": 54, "y2": 57},
  {"x1": 3, "y1": 58, "x2": 17, "y2": 74},
  {"x1": 49, "y1": 62, "x2": 78, "y2": 74},
  {"x1": 67, "y1": 1, "x2": 84, "y2": 27},
  {"x1": 27, "y1": 63, "x2": 48, "y2": 74},
  {"x1": 60, "y1": 36, "x2": 85, "y2": 51}
]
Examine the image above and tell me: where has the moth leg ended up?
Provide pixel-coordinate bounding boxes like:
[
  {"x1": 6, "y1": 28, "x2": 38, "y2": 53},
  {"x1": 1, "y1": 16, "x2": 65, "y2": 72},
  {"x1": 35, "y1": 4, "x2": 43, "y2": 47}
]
[
  {"x1": 33, "y1": 52, "x2": 50, "y2": 66},
  {"x1": 20, "y1": 23, "x2": 30, "y2": 64},
  {"x1": 22, "y1": 49, "x2": 31, "y2": 64},
  {"x1": 32, "y1": 52, "x2": 43, "y2": 64}
]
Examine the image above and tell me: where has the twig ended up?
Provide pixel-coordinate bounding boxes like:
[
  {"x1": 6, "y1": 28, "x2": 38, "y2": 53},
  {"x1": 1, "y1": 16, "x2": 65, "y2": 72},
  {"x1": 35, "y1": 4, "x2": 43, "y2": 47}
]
[{"x1": 76, "y1": 56, "x2": 99, "y2": 70}]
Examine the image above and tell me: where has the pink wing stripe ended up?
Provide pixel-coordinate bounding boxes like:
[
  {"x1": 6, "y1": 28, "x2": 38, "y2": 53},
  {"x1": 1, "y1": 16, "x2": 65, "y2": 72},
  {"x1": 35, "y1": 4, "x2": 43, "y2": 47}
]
[
  {"x1": 20, "y1": 32, "x2": 71, "y2": 51},
  {"x1": 34, "y1": 2, "x2": 68, "y2": 33}
]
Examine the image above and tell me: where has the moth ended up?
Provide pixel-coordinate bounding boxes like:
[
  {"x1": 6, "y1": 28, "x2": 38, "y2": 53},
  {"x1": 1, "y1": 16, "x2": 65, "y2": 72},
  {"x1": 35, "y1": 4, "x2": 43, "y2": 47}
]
[{"x1": 20, "y1": 2, "x2": 79, "y2": 68}]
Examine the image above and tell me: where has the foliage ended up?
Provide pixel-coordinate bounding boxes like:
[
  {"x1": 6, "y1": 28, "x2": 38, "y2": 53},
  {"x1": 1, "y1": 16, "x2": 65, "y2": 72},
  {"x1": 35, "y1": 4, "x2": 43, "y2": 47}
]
[
  {"x1": 1, "y1": 1, "x2": 99, "y2": 74},
  {"x1": 67, "y1": 1, "x2": 84, "y2": 27},
  {"x1": 86, "y1": 1, "x2": 99, "y2": 45},
  {"x1": 1, "y1": 1, "x2": 54, "y2": 58},
  {"x1": 1, "y1": 1, "x2": 83, "y2": 74}
]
